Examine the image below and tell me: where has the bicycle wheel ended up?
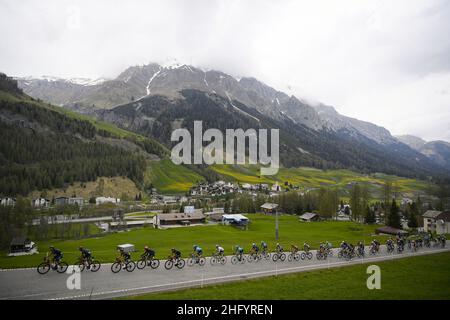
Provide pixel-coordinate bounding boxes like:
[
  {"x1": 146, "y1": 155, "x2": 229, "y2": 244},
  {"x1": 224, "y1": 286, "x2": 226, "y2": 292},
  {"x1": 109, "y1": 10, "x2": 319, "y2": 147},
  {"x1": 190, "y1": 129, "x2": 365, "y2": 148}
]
[
  {"x1": 288, "y1": 254, "x2": 293, "y2": 262},
  {"x1": 77, "y1": 261, "x2": 86, "y2": 272},
  {"x1": 56, "y1": 262, "x2": 69, "y2": 273},
  {"x1": 90, "y1": 260, "x2": 101, "y2": 272},
  {"x1": 294, "y1": 253, "x2": 300, "y2": 261},
  {"x1": 164, "y1": 260, "x2": 174, "y2": 270},
  {"x1": 307, "y1": 252, "x2": 313, "y2": 260},
  {"x1": 272, "y1": 254, "x2": 279, "y2": 262},
  {"x1": 199, "y1": 257, "x2": 206, "y2": 266},
  {"x1": 111, "y1": 262, "x2": 122, "y2": 273},
  {"x1": 137, "y1": 258, "x2": 147, "y2": 270},
  {"x1": 37, "y1": 262, "x2": 50, "y2": 274},
  {"x1": 280, "y1": 253, "x2": 286, "y2": 261},
  {"x1": 231, "y1": 256, "x2": 238, "y2": 265},
  {"x1": 210, "y1": 257, "x2": 217, "y2": 266},
  {"x1": 220, "y1": 256, "x2": 227, "y2": 265},
  {"x1": 125, "y1": 261, "x2": 136, "y2": 272},
  {"x1": 247, "y1": 255, "x2": 254, "y2": 263},
  {"x1": 150, "y1": 259, "x2": 160, "y2": 269},
  {"x1": 176, "y1": 259, "x2": 185, "y2": 269},
  {"x1": 187, "y1": 257, "x2": 195, "y2": 267}
]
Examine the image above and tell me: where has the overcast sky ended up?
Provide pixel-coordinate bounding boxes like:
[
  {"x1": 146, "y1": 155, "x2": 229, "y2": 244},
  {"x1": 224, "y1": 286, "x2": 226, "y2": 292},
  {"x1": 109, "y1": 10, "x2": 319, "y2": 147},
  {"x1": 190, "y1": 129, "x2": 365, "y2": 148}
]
[{"x1": 1, "y1": 0, "x2": 449, "y2": 142}]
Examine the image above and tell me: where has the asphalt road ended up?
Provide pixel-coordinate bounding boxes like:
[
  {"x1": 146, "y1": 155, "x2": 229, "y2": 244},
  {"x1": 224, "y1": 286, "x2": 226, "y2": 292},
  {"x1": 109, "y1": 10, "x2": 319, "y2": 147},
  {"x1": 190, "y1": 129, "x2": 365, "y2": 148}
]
[{"x1": 0, "y1": 244, "x2": 448, "y2": 300}]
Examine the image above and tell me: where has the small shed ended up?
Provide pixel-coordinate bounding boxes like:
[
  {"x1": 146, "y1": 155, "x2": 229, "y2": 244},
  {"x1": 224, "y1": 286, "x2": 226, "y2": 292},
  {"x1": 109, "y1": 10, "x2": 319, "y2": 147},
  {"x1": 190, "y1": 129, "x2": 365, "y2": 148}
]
[
  {"x1": 261, "y1": 203, "x2": 278, "y2": 215},
  {"x1": 222, "y1": 214, "x2": 250, "y2": 226},
  {"x1": 117, "y1": 244, "x2": 136, "y2": 253},
  {"x1": 299, "y1": 212, "x2": 320, "y2": 222},
  {"x1": 10, "y1": 237, "x2": 35, "y2": 253}
]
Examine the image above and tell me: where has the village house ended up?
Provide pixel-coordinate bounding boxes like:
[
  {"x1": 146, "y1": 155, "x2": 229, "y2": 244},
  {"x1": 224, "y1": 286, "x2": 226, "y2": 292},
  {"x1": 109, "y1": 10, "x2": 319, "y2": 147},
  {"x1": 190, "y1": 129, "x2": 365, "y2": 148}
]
[
  {"x1": 0, "y1": 197, "x2": 16, "y2": 206},
  {"x1": 271, "y1": 182, "x2": 281, "y2": 192},
  {"x1": 54, "y1": 196, "x2": 69, "y2": 206},
  {"x1": 154, "y1": 212, "x2": 206, "y2": 228},
  {"x1": 96, "y1": 196, "x2": 120, "y2": 205},
  {"x1": 261, "y1": 202, "x2": 278, "y2": 215},
  {"x1": 299, "y1": 212, "x2": 320, "y2": 222},
  {"x1": 423, "y1": 210, "x2": 450, "y2": 235},
  {"x1": 32, "y1": 197, "x2": 50, "y2": 208},
  {"x1": 68, "y1": 197, "x2": 84, "y2": 206}
]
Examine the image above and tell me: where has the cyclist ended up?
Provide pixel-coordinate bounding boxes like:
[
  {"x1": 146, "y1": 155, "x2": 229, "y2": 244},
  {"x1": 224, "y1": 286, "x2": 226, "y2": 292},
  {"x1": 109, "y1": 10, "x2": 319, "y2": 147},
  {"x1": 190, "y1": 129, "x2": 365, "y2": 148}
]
[
  {"x1": 171, "y1": 248, "x2": 182, "y2": 260},
  {"x1": 49, "y1": 246, "x2": 63, "y2": 265},
  {"x1": 192, "y1": 245, "x2": 203, "y2": 261},
  {"x1": 290, "y1": 244, "x2": 299, "y2": 254},
  {"x1": 357, "y1": 241, "x2": 365, "y2": 255},
  {"x1": 276, "y1": 243, "x2": 284, "y2": 253},
  {"x1": 142, "y1": 245, "x2": 155, "y2": 259},
  {"x1": 79, "y1": 246, "x2": 92, "y2": 264},
  {"x1": 215, "y1": 244, "x2": 225, "y2": 256},
  {"x1": 303, "y1": 242, "x2": 311, "y2": 252},
  {"x1": 234, "y1": 245, "x2": 244, "y2": 261},
  {"x1": 118, "y1": 247, "x2": 131, "y2": 262},
  {"x1": 250, "y1": 243, "x2": 259, "y2": 254},
  {"x1": 261, "y1": 241, "x2": 268, "y2": 253}
]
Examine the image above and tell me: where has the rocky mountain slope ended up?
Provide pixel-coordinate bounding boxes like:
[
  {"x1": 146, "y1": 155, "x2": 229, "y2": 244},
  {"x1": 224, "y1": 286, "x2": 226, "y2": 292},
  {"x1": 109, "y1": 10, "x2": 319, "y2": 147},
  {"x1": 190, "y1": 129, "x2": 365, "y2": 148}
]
[
  {"x1": 396, "y1": 135, "x2": 450, "y2": 170},
  {"x1": 14, "y1": 63, "x2": 450, "y2": 180}
]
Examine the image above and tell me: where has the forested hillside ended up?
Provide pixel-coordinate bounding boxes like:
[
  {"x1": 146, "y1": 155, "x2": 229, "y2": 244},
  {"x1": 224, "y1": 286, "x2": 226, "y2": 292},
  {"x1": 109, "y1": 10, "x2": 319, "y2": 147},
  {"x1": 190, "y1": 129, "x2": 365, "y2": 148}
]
[{"x1": 0, "y1": 73, "x2": 164, "y2": 196}]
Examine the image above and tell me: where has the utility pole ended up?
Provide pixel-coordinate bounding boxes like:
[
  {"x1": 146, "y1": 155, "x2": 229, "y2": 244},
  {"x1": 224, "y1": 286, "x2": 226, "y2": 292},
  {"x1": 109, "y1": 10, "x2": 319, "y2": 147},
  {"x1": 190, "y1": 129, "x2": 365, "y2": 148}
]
[{"x1": 275, "y1": 209, "x2": 279, "y2": 240}]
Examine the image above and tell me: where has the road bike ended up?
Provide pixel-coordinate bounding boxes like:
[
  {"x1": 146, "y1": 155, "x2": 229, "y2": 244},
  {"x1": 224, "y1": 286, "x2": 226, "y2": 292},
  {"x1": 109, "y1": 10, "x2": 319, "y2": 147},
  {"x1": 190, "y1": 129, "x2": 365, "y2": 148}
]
[
  {"x1": 260, "y1": 249, "x2": 271, "y2": 260},
  {"x1": 37, "y1": 256, "x2": 69, "y2": 274},
  {"x1": 76, "y1": 256, "x2": 101, "y2": 272},
  {"x1": 210, "y1": 252, "x2": 227, "y2": 266},
  {"x1": 164, "y1": 256, "x2": 186, "y2": 270},
  {"x1": 111, "y1": 256, "x2": 136, "y2": 273},
  {"x1": 316, "y1": 249, "x2": 328, "y2": 260},
  {"x1": 272, "y1": 251, "x2": 286, "y2": 262},
  {"x1": 288, "y1": 251, "x2": 300, "y2": 262},
  {"x1": 231, "y1": 253, "x2": 246, "y2": 264},
  {"x1": 187, "y1": 253, "x2": 206, "y2": 267},
  {"x1": 247, "y1": 252, "x2": 262, "y2": 263},
  {"x1": 137, "y1": 254, "x2": 160, "y2": 270}
]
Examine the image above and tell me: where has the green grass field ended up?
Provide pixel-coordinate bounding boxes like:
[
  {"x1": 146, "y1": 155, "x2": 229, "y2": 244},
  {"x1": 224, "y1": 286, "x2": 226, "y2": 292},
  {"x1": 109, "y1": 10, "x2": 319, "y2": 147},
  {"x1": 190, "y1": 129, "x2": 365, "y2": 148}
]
[
  {"x1": 0, "y1": 215, "x2": 386, "y2": 269},
  {"x1": 145, "y1": 159, "x2": 205, "y2": 194},
  {"x1": 122, "y1": 252, "x2": 450, "y2": 300}
]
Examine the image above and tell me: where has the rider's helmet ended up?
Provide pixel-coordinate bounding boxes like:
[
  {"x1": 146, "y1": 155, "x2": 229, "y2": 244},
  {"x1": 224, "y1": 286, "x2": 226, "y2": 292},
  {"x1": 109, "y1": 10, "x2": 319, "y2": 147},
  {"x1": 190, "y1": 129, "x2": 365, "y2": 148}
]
[
  {"x1": 78, "y1": 246, "x2": 83, "y2": 251},
  {"x1": 49, "y1": 245, "x2": 54, "y2": 250},
  {"x1": 193, "y1": 245, "x2": 197, "y2": 249},
  {"x1": 252, "y1": 243, "x2": 256, "y2": 246},
  {"x1": 144, "y1": 245, "x2": 149, "y2": 250},
  {"x1": 235, "y1": 245, "x2": 239, "y2": 249},
  {"x1": 215, "y1": 244, "x2": 219, "y2": 248}
]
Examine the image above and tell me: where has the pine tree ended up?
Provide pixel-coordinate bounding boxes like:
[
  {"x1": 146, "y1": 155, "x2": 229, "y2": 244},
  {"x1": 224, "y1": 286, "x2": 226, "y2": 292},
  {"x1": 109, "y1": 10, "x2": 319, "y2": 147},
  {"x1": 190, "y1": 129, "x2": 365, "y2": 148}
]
[{"x1": 387, "y1": 199, "x2": 401, "y2": 229}]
